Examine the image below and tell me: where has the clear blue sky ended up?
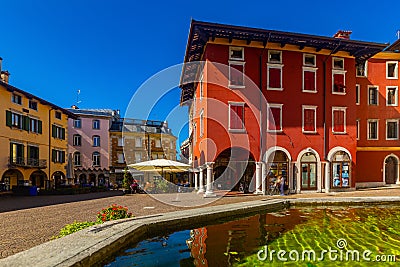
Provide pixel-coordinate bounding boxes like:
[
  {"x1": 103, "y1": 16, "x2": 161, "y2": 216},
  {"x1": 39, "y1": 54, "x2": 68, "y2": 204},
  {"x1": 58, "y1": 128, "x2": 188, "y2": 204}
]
[{"x1": 1, "y1": 0, "x2": 399, "y2": 148}]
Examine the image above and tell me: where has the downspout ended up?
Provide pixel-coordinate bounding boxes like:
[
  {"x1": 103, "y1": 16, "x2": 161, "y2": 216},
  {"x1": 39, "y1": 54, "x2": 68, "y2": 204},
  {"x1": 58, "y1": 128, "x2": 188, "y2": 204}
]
[{"x1": 48, "y1": 108, "x2": 53, "y2": 189}]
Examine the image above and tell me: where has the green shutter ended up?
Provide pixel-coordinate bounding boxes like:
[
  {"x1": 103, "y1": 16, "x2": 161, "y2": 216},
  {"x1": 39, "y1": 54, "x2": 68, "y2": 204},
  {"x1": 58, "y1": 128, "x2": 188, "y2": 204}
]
[
  {"x1": 61, "y1": 128, "x2": 65, "y2": 140},
  {"x1": 6, "y1": 111, "x2": 12, "y2": 127},
  {"x1": 38, "y1": 120, "x2": 42, "y2": 134},
  {"x1": 61, "y1": 151, "x2": 66, "y2": 163},
  {"x1": 23, "y1": 116, "x2": 30, "y2": 131},
  {"x1": 52, "y1": 125, "x2": 56, "y2": 138},
  {"x1": 52, "y1": 149, "x2": 56, "y2": 162}
]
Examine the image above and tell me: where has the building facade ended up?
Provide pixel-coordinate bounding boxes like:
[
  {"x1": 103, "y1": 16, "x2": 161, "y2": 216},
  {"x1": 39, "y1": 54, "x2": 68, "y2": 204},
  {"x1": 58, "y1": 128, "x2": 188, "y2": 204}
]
[
  {"x1": 180, "y1": 21, "x2": 389, "y2": 195},
  {"x1": 0, "y1": 58, "x2": 76, "y2": 190},
  {"x1": 109, "y1": 118, "x2": 177, "y2": 185},
  {"x1": 67, "y1": 107, "x2": 118, "y2": 187},
  {"x1": 356, "y1": 39, "x2": 400, "y2": 187}
]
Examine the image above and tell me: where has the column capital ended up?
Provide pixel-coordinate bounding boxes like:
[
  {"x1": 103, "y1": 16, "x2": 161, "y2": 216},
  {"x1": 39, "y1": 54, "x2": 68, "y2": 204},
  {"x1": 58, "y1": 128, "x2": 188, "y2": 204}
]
[{"x1": 205, "y1": 162, "x2": 214, "y2": 169}]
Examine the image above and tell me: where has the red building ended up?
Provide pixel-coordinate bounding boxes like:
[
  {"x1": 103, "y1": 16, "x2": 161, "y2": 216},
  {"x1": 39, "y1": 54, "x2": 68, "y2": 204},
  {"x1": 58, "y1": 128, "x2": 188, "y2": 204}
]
[
  {"x1": 180, "y1": 20, "x2": 390, "y2": 195},
  {"x1": 356, "y1": 39, "x2": 400, "y2": 187}
]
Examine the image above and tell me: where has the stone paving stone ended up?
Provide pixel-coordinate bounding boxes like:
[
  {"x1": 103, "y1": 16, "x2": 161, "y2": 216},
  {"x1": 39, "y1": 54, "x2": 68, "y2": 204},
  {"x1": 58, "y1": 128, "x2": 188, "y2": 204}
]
[{"x1": 0, "y1": 187, "x2": 399, "y2": 259}]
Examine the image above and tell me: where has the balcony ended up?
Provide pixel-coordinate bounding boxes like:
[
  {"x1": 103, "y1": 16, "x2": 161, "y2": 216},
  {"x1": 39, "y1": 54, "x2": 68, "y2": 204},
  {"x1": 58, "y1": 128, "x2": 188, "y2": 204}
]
[{"x1": 8, "y1": 157, "x2": 47, "y2": 169}]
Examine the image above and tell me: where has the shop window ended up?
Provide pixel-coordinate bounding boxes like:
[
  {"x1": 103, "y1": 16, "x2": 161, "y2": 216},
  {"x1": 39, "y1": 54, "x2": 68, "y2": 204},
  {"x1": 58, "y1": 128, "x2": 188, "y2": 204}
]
[
  {"x1": 332, "y1": 151, "x2": 350, "y2": 188},
  {"x1": 267, "y1": 104, "x2": 283, "y2": 132},
  {"x1": 301, "y1": 152, "x2": 317, "y2": 190},
  {"x1": 332, "y1": 108, "x2": 346, "y2": 134}
]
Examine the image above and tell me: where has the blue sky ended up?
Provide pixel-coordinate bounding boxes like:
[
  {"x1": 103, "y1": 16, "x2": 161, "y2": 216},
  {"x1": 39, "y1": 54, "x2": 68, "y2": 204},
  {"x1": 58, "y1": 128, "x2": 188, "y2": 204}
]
[{"x1": 1, "y1": 0, "x2": 399, "y2": 148}]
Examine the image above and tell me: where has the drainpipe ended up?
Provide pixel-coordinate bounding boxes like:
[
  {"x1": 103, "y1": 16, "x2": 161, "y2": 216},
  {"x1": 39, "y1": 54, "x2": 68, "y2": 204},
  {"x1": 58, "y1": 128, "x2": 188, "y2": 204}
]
[{"x1": 48, "y1": 108, "x2": 53, "y2": 189}]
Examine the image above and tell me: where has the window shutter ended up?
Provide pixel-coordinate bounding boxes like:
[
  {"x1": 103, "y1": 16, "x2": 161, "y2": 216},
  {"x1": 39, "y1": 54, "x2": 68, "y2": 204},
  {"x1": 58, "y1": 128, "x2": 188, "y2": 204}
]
[
  {"x1": 269, "y1": 107, "x2": 281, "y2": 130},
  {"x1": 269, "y1": 68, "x2": 281, "y2": 88},
  {"x1": 334, "y1": 111, "x2": 344, "y2": 132},
  {"x1": 61, "y1": 128, "x2": 66, "y2": 140},
  {"x1": 334, "y1": 74, "x2": 345, "y2": 92},
  {"x1": 23, "y1": 116, "x2": 30, "y2": 131},
  {"x1": 52, "y1": 125, "x2": 56, "y2": 138},
  {"x1": 230, "y1": 105, "x2": 243, "y2": 129},
  {"x1": 61, "y1": 151, "x2": 65, "y2": 163},
  {"x1": 304, "y1": 71, "x2": 315, "y2": 91},
  {"x1": 52, "y1": 149, "x2": 56, "y2": 162},
  {"x1": 6, "y1": 111, "x2": 12, "y2": 127},
  {"x1": 38, "y1": 120, "x2": 42, "y2": 134}
]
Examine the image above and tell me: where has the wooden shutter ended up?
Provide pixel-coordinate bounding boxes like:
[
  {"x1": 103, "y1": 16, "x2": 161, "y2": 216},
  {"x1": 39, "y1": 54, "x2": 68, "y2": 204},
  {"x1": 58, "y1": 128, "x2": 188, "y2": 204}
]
[
  {"x1": 38, "y1": 120, "x2": 42, "y2": 134},
  {"x1": 52, "y1": 125, "x2": 56, "y2": 138},
  {"x1": 23, "y1": 116, "x2": 30, "y2": 131},
  {"x1": 61, "y1": 128, "x2": 66, "y2": 140},
  {"x1": 52, "y1": 149, "x2": 56, "y2": 162},
  {"x1": 230, "y1": 105, "x2": 244, "y2": 129},
  {"x1": 333, "y1": 110, "x2": 345, "y2": 132},
  {"x1": 269, "y1": 68, "x2": 281, "y2": 88},
  {"x1": 304, "y1": 109, "x2": 315, "y2": 132},
  {"x1": 304, "y1": 71, "x2": 315, "y2": 91},
  {"x1": 269, "y1": 107, "x2": 281, "y2": 131},
  {"x1": 6, "y1": 110, "x2": 12, "y2": 127},
  {"x1": 61, "y1": 151, "x2": 65, "y2": 163}
]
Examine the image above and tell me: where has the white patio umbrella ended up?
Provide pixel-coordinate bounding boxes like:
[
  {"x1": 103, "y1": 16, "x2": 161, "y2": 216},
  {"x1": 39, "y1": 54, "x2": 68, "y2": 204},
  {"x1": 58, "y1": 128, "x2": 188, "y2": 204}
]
[{"x1": 128, "y1": 159, "x2": 190, "y2": 178}]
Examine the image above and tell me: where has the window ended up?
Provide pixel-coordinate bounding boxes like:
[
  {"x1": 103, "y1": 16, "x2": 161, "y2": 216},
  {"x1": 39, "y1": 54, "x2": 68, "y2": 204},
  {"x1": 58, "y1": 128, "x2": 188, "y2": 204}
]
[
  {"x1": 93, "y1": 135, "x2": 100, "y2": 147},
  {"x1": 303, "y1": 67, "x2": 317, "y2": 92},
  {"x1": 356, "y1": 61, "x2": 367, "y2": 77},
  {"x1": 367, "y1": 120, "x2": 378, "y2": 140},
  {"x1": 267, "y1": 65, "x2": 283, "y2": 90},
  {"x1": 302, "y1": 106, "x2": 317, "y2": 133},
  {"x1": 332, "y1": 70, "x2": 346, "y2": 94},
  {"x1": 199, "y1": 73, "x2": 204, "y2": 100},
  {"x1": 267, "y1": 104, "x2": 283, "y2": 132},
  {"x1": 92, "y1": 152, "x2": 100, "y2": 166},
  {"x1": 117, "y1": 153, "x2": 125, "y2": 164},
  {"x1": 356, "y1": 120, "x2": 360, "y2": 140},
  {"x1": 10, "y1": 142, "x2": 24, "y2": 164},
  {"x1": 29, "y1": 118, "x2": 42, "y2": 134},
  {"x1": 332, "y1": 107, "x2": 346, "y2": 134},
  {"x1": 356, "y1": 84, "x2": 360, "y2": 105},
  {"x1": 55, "y1": 111, "x2": 62, "y2": 120},
  {"x1": 52, "y1": 149, "x2": 65, "y2": 163},
  {"x1": 155, "y1": 139, "x2": 161, "y2": 148},
  {"x1": 229, "y1": 61, "x2": 245, "y2": 87},
  {"x1": 229, "y1": 102, "x2": 245, "y2": 131},
  {"x1": 73, "y1": 119, "x2": 81, "y2": 128},
  {"x1": 29, "y1": 100, "x2": 38, "y2": 111},
  {"x1": 93, "y1": 119, "x2": 100, "y2": 129},
  {"x1": 11, "y1": 112, "x2": 23, "y2": 129},
  {"x1": 74, "y1": 152, "x2": 81, "y2": 166},
  {"x1": 332, "y1": 151, "x2": 350, "y2": 188},
  {"x1": 73, "y1": 134, "x2": 82, "y2": 146},
  {"x1": 386, "y1": 86, "x2": 398, "y2": 106},
  {"x1": 333, "y1": 57, "x2": 344, "y2": 70},
  {"x1": 268, "y1": 50, "x2": 282, "y2": 63},
  {"x1": 229, "y1": 47, "x2": 244, "y2": 60},
  {"x1": 27, "y1": 146, "x2": 39, "y2": 166},
  {"x1": 304, "y1": 54, "x2": 316, "y2": 67},
  {"x1": 200, "y1": 109, "x2": 204, "y2": 137},
  {"x1": 52, "y1": 125, "x2": 65, "y2": 139},
  {"x1": 386, "y1": 61, "x2": 398, "y2": 79},
  {"x1": 387, "y1": 120, "x2": 398, "y2": 140},
  {"x1": 118, "y1": 137, "x2": 125, "y2": 146},
  {"x1": 193, "y1": 123, "x2": 197, "y2": 144},
  {"x1": 12, "y1": 94, "x2": 22, "y2": 105},
  {"x1": 135, "y1": 137, "x2": 142, "y2": 147},
  {"x1": 368, "y1": 86, "x2": 379, "y2": 105},
  {"x1": 135, "y1": 152, "x2": 142, "y2": 162}
]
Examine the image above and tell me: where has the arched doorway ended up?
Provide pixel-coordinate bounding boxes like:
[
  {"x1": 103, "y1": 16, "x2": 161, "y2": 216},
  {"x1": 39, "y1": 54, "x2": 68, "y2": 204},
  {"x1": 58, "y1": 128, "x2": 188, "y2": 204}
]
[
  {"x1": 79, "y1": 174, "x2": 87, "y2": 185},
  {"x1": 89, "y1": 173, "x2": 97, "y2": 186},
  {"x1": 300, "y1": 152, "x2": 317, "y2": 190},
  {"x1": 331, "y1": 151, "x2": 351, "y2": 188},
  {"x1": 1, "y1": 169, "x2": 24, "y2": 191},
  {"x1": 30, "y1": 170, "x2": 47, "y2": 188},
  {"x1": 384, "y1": 155, "x2": 398, "y2": 184},
  {"x1": 266, "y1": 150, "x2": 289, "y2": 189},
  {"x1": 52, "y1": 171, "x2": 65, "y2": 188},
  {"x1": 213, "y1": 147, "x2": 255, "y2": 192}
]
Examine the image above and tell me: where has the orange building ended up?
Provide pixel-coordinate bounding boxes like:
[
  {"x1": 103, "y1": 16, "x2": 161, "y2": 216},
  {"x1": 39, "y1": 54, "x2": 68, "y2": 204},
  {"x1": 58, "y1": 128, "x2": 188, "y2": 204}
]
[{"x1": 180, "y1": 21, "x2": 390, "y2": 195}]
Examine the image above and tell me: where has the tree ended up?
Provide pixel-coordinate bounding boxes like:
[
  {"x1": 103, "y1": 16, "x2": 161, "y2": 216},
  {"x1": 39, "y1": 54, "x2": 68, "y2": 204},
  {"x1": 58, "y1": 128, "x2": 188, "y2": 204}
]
[{"x1": 122, "y1": 167, "x2": 133, "y2": 190}]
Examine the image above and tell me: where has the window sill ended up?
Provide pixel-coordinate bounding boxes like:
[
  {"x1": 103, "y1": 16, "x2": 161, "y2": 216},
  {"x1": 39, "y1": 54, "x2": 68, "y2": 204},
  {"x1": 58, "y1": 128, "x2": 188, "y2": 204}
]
[
  {"x1": 229, "y1": 85, "x2": 245, "y2": 89},
  {"x1": 229, "y1": 129, "x2": 246, "y2": 133},
  {"x1": 332, "y1": 92, "x2": 346, "y2": 95},
  {"x1": 303, "y1": 131, "x2": 317, "y2": 134},
  {"x1": 386, "y1": 104, "x2": 398, "y2": 107},
  {"x1": 368, "y1": 104, "x2": 379, "y2": 106},
  {"x1": 386, "y1": 77, "x2": 398, "y2": 80},
  {"x1": 267, "y1": 87, "x2": 283, "y2": 91},
  {"x1": 367, "y1": 138, "x2": 379, "y2": 141},
  {"x1": 302, "y1": 90, "x2": 317, "y2": 93},
  {"x1": 267, "y1": 130, "x2": 283, "y2": 133},
  {"x1": 386, "y1": 138, "x2": 399, "y2": 141},
  {"x1": 332, "y1": 132, "x2": 347, "y2": 135}
]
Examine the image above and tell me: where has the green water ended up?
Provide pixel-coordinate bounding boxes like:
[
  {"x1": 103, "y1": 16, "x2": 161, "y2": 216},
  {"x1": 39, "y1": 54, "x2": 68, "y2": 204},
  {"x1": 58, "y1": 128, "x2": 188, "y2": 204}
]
[
  {"x1": 105, "y1": 207, "x2": 400, "y2": 266},
  {"x1": 237, "y1": 207, "x2": 400, "y2": 266}
]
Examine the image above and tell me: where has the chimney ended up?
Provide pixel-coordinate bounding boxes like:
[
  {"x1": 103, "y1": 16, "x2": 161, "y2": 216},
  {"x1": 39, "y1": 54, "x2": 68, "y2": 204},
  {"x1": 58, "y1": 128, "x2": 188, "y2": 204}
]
[
  {"x1": 1, "y1": 70, "x2": 10, "y2": 84},
  {"x1": 333, "y1": 30, "x2": 352, "y2": 40},
  {"x1": 71, "y1": 105, "x2": 79, "y2": 109}
]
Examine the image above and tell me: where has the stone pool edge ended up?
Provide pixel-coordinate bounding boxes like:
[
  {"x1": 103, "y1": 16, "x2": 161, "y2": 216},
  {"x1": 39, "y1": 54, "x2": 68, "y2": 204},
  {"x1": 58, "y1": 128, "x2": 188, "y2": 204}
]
[{"x1": 1, "y1": 196, "x2": 400, "y2": 267}]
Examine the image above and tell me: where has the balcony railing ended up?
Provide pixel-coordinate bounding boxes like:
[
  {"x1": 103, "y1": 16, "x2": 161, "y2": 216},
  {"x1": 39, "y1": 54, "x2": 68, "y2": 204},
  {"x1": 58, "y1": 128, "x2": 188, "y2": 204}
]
[{"x1": 9, "y1": 157, "x2": 47, "y2": 168}]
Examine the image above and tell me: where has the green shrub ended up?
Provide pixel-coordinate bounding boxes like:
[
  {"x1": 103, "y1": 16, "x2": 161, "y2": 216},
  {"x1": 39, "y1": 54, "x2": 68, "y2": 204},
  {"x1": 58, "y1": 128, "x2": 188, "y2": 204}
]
[
  {"x1": 97, "y1": 204, "x2": 133, "y2": 223},
  {"x1": 52, "y1": 221, "x2": 98, "y2": 239}
]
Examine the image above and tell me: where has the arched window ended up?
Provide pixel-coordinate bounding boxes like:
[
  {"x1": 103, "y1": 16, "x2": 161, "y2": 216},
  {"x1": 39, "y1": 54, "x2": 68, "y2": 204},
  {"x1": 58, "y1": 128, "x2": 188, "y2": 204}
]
[
  {"x1": 300, "y1": 152, "x2": 317, "y2": 190},
  {"x1": 92, "y1": 152, "x2": 100, "y2": 166},
  {"x1": 74, "y1": 152, "x2": 81, "y2": 166},
  {"x1": 332, "y1": 151, "x2": 350, "y2": 188}
]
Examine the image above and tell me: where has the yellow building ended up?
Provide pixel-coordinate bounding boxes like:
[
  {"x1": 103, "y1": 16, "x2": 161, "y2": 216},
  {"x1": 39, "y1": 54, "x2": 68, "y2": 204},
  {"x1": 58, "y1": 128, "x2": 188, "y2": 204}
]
[{"x1": 0, "y1": 61, "x2": 76, "y2": 191}]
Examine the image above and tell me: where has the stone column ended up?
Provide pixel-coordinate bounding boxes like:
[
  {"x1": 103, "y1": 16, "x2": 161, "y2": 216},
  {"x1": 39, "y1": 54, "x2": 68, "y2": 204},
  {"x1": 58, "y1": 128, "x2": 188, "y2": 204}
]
[
  {"x1": 204, "y1": 162, "x2": 216, "y2": 197},
  {"x1": 261, "y1": 162, "x2": 267, "y2": 195},
  {"x1": 194, "y1": 170, "x2": 199, "y2": 191},
  {"x1": 197, "y1": 167, "x2": 205, "y2": 194},
  {"x1": 254, "y1": 162, "x2": 262, "y2": 194}
]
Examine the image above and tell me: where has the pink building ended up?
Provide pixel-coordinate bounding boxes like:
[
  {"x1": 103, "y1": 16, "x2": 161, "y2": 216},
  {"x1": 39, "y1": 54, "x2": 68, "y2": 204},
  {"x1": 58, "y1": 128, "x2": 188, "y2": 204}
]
[{"x1": 67, "y1": 107, "x2": 118, "y2": 186}]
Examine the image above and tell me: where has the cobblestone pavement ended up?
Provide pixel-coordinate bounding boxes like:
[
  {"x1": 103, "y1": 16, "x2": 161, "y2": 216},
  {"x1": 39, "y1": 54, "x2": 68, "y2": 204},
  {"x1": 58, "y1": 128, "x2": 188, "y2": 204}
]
[{"x1": 0, "y1": 187, "x2": 399, "y2": 259}]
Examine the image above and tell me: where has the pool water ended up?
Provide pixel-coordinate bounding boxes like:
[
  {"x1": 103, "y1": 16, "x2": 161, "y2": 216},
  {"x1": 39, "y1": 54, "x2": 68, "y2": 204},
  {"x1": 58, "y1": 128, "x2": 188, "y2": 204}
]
[{"x1": 105, "y1": 207, "x2": 400, "y2": 266}]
